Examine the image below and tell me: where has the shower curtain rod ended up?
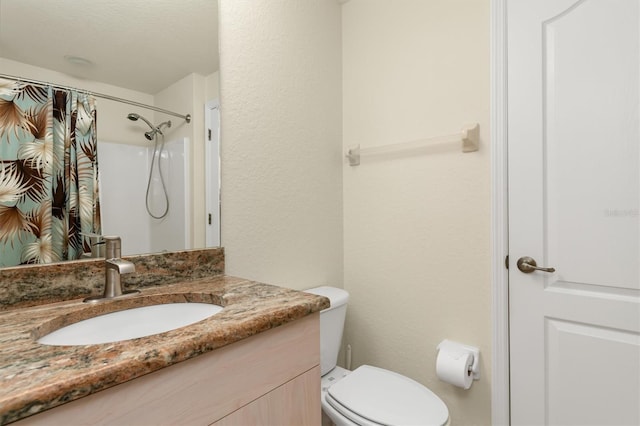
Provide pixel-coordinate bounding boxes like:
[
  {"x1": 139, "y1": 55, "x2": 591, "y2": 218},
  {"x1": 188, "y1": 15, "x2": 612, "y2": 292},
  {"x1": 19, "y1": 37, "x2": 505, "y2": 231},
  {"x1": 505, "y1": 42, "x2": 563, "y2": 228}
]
[{"x1": 0, "y1": 73, "x2": 192, "y2": 123}]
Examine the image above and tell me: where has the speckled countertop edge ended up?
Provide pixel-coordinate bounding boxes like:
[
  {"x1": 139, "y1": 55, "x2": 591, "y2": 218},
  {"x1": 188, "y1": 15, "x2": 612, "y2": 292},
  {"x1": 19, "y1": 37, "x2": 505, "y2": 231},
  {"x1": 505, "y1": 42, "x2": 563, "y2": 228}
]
[{"x1": 0, "y1": 276, "x2": 330, "y2": 425}]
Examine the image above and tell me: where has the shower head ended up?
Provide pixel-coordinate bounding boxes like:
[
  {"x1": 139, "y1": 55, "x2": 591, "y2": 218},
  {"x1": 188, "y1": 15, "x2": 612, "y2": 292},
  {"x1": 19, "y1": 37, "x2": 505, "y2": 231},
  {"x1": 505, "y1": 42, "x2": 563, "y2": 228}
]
[
  {"x1": 128, "y1": 113, "x2": 172, "y2": 140},
  {"x1": 127, "y1": 113, "x2": 154, "y2": 131},
  {"x1": 143, "y1": 120, "x2": 171, "y2": 140}
]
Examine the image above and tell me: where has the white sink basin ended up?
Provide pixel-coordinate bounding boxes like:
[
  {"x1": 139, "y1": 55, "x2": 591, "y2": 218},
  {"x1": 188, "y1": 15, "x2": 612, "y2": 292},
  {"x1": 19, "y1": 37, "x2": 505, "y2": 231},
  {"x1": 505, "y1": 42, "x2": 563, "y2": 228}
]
[{"x1": 38, "y1": 303, "x2": 223, "y2": 346}]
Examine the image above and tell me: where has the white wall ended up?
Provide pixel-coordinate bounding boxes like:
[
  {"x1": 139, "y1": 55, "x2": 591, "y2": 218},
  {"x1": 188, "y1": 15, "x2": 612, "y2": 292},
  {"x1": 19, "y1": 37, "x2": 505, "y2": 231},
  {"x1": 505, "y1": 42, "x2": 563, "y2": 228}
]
[
  {"x1": 218, "y1": 0, "x2": 344, "y2": 290},
  {"x1": 342, "y1": 1, "x2": 491, "y2": 424},
  {"x1": 149, "y1": 70, "x2": 223, "y2": 251},
  {"x1": 153, "y1": 70, "x2": 220, "y2": 250},
  {"x1": 154, "y1": 73, "x2": 206, "y2": 249}
]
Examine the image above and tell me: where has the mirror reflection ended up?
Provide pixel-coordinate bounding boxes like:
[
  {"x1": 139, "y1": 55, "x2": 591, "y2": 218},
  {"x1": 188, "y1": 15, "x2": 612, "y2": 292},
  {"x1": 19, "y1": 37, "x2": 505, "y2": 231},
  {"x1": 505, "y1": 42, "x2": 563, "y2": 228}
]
[{"x1": 0, "y1": 0, "x2": 220, "y2": 267}]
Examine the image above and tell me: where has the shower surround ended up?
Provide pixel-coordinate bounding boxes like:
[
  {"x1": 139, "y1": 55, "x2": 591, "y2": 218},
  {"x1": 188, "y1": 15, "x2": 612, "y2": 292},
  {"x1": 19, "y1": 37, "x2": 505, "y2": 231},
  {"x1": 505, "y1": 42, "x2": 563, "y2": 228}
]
[{"x1": 97, "y1": 138, "x2": 190, "y2": 256}]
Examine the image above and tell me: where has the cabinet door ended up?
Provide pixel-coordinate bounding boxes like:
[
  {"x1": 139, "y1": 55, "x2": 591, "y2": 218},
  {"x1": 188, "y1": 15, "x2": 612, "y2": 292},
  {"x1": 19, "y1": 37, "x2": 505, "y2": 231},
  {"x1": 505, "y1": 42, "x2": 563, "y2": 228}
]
[{"x1": 212, "y1": 366, "x2": 321, "y2": 426}]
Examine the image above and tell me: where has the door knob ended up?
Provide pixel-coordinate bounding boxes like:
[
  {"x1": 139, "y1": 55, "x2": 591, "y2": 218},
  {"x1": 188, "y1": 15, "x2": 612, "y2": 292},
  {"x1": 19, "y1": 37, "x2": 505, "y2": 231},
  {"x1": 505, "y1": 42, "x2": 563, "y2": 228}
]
[{"x1": 517, "y1": 256, "x2": 556, "y2": 273}]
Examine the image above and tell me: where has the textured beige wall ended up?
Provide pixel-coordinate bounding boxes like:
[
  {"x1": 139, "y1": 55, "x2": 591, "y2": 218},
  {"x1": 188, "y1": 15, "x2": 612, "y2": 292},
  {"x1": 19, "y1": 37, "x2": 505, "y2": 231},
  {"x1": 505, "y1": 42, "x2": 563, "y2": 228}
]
[
  {"x1": 218, "y1": 0, "x2": 492, "y2": 422},
  {"x1": 218, "y1": 0, "x2": 344, "y2": 290},
  {"x1": 342, "y1": 1, "x2": 492, "y2": 424}
]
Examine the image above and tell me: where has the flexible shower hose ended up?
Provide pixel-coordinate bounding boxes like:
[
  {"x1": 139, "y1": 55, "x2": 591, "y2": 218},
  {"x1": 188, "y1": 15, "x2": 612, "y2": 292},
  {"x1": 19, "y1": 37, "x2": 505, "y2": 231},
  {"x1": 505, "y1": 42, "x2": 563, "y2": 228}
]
[{"x1": 145, "y1": 133, "x2": 169, "y2": 219}]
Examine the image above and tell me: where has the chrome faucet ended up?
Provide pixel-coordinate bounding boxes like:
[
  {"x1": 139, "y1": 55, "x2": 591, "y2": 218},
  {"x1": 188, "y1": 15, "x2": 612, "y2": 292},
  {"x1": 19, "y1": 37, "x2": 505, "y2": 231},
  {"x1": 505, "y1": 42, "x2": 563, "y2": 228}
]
[{"x1": 84, "y1": 236, "x2": 140, "y2": 303}]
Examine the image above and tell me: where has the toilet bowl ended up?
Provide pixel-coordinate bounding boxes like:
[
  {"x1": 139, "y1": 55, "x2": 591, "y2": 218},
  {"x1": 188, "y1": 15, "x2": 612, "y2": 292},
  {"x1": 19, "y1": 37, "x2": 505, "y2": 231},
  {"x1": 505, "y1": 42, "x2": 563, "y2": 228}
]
[{"x1": 306, "y1": 286, "x2": 450, "y2": 426}]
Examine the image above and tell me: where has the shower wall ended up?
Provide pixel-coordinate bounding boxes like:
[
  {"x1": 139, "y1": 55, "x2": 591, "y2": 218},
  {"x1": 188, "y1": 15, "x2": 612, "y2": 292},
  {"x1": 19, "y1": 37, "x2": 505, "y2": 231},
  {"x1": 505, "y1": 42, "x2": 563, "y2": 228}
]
[{"x1": 97, "y1": 138, "x2": 190, "y2": 256}]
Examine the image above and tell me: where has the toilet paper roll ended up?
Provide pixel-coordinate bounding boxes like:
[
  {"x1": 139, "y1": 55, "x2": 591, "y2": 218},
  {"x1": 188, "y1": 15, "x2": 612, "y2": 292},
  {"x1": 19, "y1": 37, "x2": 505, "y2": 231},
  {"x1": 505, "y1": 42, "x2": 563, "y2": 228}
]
[{"x1": 436, "y1": 349, "x2": 474, "y2": 389}]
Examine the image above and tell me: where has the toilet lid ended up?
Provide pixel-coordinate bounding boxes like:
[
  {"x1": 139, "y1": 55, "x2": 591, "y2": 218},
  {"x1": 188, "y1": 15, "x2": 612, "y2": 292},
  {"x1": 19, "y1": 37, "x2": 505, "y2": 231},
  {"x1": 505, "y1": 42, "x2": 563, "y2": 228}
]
[{"x1": 326, "y1": 365, "x2": 449, "y2": 426}]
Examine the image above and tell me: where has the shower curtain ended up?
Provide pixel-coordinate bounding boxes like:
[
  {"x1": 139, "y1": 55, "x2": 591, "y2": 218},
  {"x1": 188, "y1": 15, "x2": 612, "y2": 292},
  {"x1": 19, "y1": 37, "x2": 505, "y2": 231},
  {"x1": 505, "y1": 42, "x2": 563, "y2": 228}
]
[{"x1": 0, "y1": 78, "x2": 101, "y2": 266}]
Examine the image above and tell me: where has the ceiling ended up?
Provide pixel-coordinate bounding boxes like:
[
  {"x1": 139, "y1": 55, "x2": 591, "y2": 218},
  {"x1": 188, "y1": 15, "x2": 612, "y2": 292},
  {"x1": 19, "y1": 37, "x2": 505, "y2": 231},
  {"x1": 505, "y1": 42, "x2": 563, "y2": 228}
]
[{"x1": 0, "y1": 0, "x2": 219, "y2": 94}]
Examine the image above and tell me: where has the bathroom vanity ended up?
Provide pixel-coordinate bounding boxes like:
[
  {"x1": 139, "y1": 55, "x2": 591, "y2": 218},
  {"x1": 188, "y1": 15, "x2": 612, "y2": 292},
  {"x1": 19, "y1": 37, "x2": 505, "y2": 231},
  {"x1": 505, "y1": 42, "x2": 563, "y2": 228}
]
[{"x1": 0, "y1": 249, "x2": 329, "y2": 425}]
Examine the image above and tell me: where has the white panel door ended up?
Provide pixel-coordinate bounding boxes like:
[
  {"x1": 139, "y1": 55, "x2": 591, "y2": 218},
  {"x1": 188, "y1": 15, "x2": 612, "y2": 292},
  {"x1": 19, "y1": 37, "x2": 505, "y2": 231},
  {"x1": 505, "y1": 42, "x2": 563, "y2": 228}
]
[{"x1": 508, "y1": 1, "x2": 640, "y2": 425}]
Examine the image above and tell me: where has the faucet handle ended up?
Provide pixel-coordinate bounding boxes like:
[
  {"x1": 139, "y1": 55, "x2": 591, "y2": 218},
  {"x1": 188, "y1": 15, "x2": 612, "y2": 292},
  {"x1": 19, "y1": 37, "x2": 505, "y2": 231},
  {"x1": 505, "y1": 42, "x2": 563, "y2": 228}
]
[
  {"x1": 103, "y1": 236, "x2": 122, "y2": 259},
  {"x1": 84, "y1": 236, "x2": 139, "y2": 303}
]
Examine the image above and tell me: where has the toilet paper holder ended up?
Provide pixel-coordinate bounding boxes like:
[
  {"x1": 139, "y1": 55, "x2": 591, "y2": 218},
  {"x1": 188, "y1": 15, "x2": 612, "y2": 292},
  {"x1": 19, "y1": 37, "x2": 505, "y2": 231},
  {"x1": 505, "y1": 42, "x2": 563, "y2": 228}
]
[{"x1": 437, "y1": 339, "x2": 480, "y2": 380}]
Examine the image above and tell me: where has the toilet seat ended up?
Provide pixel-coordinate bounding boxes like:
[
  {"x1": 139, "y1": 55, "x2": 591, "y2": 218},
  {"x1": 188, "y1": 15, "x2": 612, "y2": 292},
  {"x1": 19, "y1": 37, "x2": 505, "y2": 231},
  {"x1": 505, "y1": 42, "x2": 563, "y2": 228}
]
[{"x1": 326, "y1": 365, "x2": 449, "y2": 426}]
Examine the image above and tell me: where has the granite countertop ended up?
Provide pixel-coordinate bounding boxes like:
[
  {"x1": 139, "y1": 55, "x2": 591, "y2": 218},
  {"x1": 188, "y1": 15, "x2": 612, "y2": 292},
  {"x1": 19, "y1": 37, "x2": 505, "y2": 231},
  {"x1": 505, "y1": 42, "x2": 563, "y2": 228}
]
[{"x1": 0, "y1": 275, "x2": 329, "y2": 425}]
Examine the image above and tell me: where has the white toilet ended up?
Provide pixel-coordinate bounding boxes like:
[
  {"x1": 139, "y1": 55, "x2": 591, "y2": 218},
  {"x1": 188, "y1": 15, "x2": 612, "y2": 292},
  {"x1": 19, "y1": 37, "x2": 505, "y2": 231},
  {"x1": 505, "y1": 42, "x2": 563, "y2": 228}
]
[{"x1": 306, "y1": 286, "x2": 450, "y2": 426}]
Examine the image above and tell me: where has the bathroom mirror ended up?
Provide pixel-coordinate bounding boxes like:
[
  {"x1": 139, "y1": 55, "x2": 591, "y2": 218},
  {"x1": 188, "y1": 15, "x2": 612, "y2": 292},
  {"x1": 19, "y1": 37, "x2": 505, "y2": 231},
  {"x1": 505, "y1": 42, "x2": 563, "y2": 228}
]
[{"x1": 0, "y1": 0, "x2": 220, "y2": 266}]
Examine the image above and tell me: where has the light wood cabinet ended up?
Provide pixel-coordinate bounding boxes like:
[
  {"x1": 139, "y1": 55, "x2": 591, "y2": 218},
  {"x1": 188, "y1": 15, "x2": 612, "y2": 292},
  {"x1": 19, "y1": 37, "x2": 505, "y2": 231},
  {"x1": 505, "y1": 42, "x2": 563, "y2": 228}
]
[
  {"x1": 17, "y1": 313, "x2": 321, "y2": 425},
  {"x1": 213, "y1": 366, "x2": 320, "y2": 426}
]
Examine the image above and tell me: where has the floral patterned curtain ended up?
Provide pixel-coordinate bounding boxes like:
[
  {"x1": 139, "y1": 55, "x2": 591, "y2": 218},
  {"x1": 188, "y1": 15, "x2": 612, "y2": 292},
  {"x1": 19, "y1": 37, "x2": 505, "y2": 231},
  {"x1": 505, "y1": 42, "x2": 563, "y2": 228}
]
[{"x1": 0, "y1": 78, "x2": 101, "y2": 267}]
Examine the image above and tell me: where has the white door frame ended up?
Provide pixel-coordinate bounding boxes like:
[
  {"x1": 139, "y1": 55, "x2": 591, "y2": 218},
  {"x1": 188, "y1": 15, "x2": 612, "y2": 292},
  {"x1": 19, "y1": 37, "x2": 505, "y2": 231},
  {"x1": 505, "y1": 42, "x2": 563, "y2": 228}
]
[
  {"x1": 204, "y1": 99, "x2": 221, "y2": 247},
  {"x1": 490, "y1": 0, "x2": 510, "y2": 425}
]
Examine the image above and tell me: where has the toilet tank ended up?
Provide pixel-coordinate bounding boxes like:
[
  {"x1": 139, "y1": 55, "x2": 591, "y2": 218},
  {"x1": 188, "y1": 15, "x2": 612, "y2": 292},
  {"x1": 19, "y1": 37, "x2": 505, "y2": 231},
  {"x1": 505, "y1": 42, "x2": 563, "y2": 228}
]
[{"x1": 305, "y1": 286, "x2": 349, "y2": 376}]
